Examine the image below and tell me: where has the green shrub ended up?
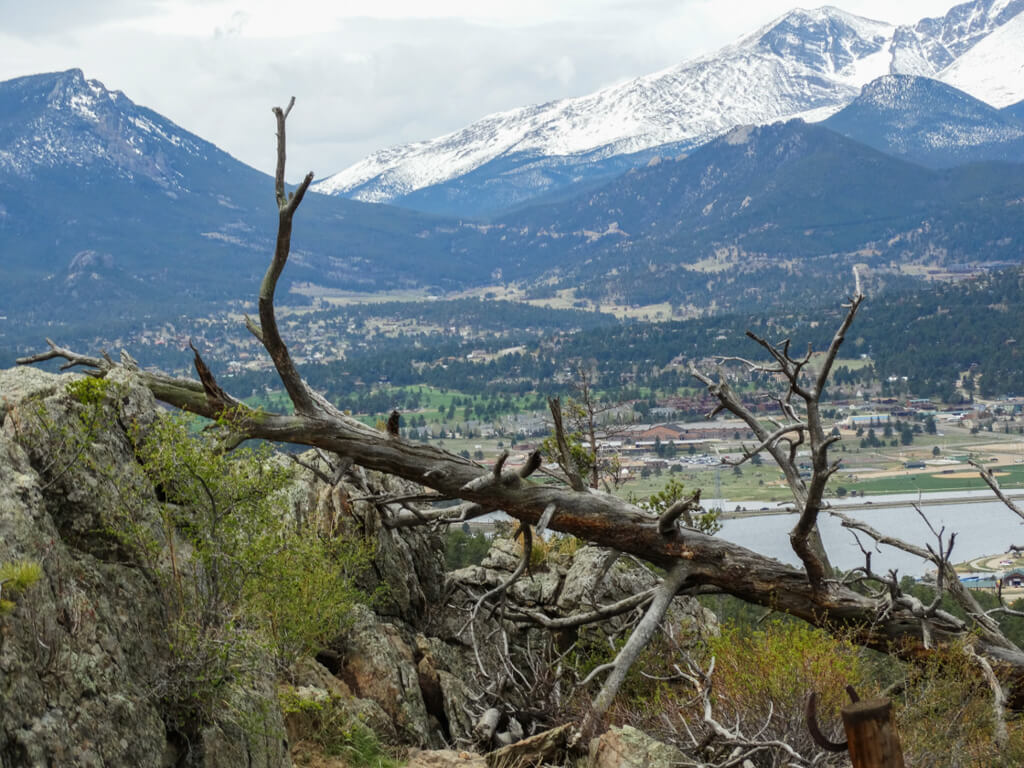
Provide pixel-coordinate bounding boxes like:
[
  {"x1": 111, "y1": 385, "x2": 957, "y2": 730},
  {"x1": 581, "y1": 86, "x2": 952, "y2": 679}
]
[
  {"x1": 638, "y1": 477, "x2": 721, "y2": 535},
  {"x1": 121, "y1": 413, "x2": 375, "y2": 729},
  {"x1": 279, "y1": 687, "x2": 399, "y2": 768},
  {"x1": 895, "y1": 643, "x2": 1024, "y2": 767},
  {"x1": 64, "y1": 376, "x2": 112, "y2": 407},
  {"x1": 704, "y1": 620, "x2": 879, "y2": 755},
  {"x1": 583, "y1": 619, "x2": 878, "y2": 764},
  {"x1": 0, "y1": 560, "x2": 43, "y2": 615}
]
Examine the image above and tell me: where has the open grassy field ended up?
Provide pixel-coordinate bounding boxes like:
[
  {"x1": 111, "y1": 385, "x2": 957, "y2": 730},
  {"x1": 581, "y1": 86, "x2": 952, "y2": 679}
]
[{"x1": 844, "y1": 464, "x2": 1024, "y2": 495}]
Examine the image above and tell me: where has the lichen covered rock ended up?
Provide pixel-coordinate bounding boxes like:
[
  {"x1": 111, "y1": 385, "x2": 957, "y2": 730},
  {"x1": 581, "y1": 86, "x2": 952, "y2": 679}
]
[
  {"x1": 588, "y1": 725, "x2": 686, "y2": 768},
  {"x1": 0, "y1": 367, "x2": 290, "y2": 768}
]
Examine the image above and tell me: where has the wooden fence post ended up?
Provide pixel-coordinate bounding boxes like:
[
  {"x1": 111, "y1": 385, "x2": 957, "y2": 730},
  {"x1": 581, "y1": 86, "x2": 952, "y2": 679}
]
[{"x1": 841, "y1": 698, "x2": 906, "y2": 768}]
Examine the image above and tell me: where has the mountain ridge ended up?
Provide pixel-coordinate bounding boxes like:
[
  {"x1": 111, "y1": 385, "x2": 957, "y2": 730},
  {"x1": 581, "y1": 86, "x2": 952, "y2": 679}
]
[
  {"x1": 469, "y1": 117, "x2": 1024, "y2": 309},
  {"x1": 0, "y1": 69, "x2": 493, "y2": 334},
  {"x1": 822, "y1": 74, "x2": 1024, "y2": 166},
  {"x1": 4, "y1": 46, "x2": 1024, "y2": 347},
  {"x1": 313, "y1": 0, "x2": 1024, "y2": 218}
]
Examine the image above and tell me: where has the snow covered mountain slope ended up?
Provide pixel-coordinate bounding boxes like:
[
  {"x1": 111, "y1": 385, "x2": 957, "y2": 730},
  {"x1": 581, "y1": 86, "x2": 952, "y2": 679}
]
[
  {"x1": 314, "y1": 6, "x2": 894, "y2": 213},
  {"x1": 937, "y1": 8, "x2": 1024, "y2": 106},
  {"x1": 0, "y1": 69, "x2": 492, "y2": 328},
  {"x1": 891, "y1": 0, "x2": 1024, "y2": 76},
  {"x1": 823, "y1": 74, "x2": 1024, "y2": 166},
  {"x1": 314, "y1": 0, "x2": 1024, "y2": 218},
  {"x1": 315, "y1": 2, "x2": 1019, "y2": 219},
  {"x1": 0, "y1": 68, "x2": 215, "y2": 190}
]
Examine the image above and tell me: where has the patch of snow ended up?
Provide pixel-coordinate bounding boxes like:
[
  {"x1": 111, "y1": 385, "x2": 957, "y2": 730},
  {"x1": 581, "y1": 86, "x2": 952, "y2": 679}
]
[
  {"x1": 131, "y1": 116, "x2": 154, "y2": 134},
  {"x1": 938, "y1": 11, "x2": 1024, "y2": 107},
  {"x1": 835, "y1": 46, "x2": 892, "y2": 86},
  {"x1": 723, "y1": 125, "x2": 755, "y2": 145},
  {"x1": 309, "y1": 2, "x2": 1024, "y2": 205},
  {"x1": 69, "y1": 93, "x2": 98, "y2": 122}
]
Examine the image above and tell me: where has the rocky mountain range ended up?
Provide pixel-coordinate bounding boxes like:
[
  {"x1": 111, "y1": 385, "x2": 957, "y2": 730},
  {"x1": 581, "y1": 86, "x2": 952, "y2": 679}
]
[
  {"x1": 314, "y1": 0, "x2": 1024, "y2": 218},
  {"x1": 0, "y1": 69, "x2": 491, "y2": 332},
  {"x1": 2, "y1": 0, "x2": 1024, "y2": 350}
]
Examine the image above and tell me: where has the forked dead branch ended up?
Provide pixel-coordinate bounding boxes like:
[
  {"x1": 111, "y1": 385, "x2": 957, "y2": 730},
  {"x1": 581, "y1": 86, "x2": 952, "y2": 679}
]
[{"x1": 19, "y1": 102, "x2": 1024, "y2": 721}]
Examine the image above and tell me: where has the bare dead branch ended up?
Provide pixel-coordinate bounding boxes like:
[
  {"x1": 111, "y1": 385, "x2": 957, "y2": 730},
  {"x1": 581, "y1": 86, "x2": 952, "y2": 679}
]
[
  {"x1": 461, "y1": 450, "x2": 531, "y2": 493},
  {"x1": 988, "y1": 578, "x2": 1024, "y2": 621},
  {"x1": 504, "y1": 588, "x2": 657, "y2": 629},
  {"x1": 548, "y1": 397, "x2": 586, "y2": 492},
  {"x1": 579, "y1": 561, "x2": 691, "y2": 735},
  {"x1": 691, "y1": 363, "x2": 830, "y2": 589},
  {"x1": 831, "y1": 507, "x2": 1010, "y2": 644},
  {"x1": 813, "y1": 292, "x2": 864, "y2": 397},
  {"x1": 262, "y1": 100, "x2": 320, "y2": 416},
  {"x1": 965, "y1": 643, "x2": 1009, "y2": 750},
  {"x1": 465, "y1": 525, "x2": 533, "y2": 633},
  {"x1": 519, "y1": 449, "x2": 542, "y2": 479},
  {"x1": 724, "y1": 422, "x2": 808, "y2": 467},
  {"x1": 535, "y1": 503, "x2": 557, "y2": 535},
  {"x1": 693, "y1": 284, "x2": 862, "y2": 592},
  {"x1": 659, "y1": 490, "x2": 701, "y2": 535},
  {"x1": 677, "y1": 657, "x2": 814, "y2": 767},
  {"x1": 189, "y1": 341, "x2": 244, "y2": 412},
  {"x1": 970, "y1": 458, "x2": 1024, "y2": 523},
  {"x1": 288, "y1": 453, "x2": 334, "y2": 486},
  {"x1": 16, "y1": 338, "x2": 109, "y2": 375},
  {"x1": 714, "y1": 354, "x2": 783, "y2": 374},
  {"x1": 384, "y1": 502, "x2": 493, "y2": 529},
  {"x1": 243, "y1": 314, "x2": 264, "y2": 343}
]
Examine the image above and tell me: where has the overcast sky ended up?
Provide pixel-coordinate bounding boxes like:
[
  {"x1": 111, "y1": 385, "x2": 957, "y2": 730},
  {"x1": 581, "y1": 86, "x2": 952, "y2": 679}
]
[{"x1": 0, "y1": 0, "x2": 960, "y2": 180}]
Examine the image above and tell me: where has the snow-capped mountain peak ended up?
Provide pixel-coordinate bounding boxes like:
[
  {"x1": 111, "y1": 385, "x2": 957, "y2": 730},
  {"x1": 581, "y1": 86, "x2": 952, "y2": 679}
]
[
  {"x1": 823, "y1": 73, "x2": 1024, "y2": 167},
  {"x1": 313, "y1": 4, "x2": 895, "y2": 204},
  {"x1": 890, "y1": 0, "x2": 1024, "y2": 76},
  {"x1": 0, "y1": 68, "x2": 208, "y2": 188},
  {"x1": 937, "y1": 8, "x2": 1024, "y2": 106},
  {"x1": 738, "y1": 6, "x2": 894, "y2": 78},
  {"x1": 314, "y1": 0, "x2": 1024, "y2": 217}
]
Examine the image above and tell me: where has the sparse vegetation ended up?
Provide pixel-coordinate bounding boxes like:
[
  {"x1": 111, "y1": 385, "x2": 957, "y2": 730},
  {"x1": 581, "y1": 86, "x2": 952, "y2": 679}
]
[
  {"x1": 279, "y1": 687, "x2": 400, "y2": 768},
  {"x1": 0, "y1": 560, "x2": 42, "y2": 616},
  {"x1": 126, "y1": 413, "x2": 376, "y2": 728}
]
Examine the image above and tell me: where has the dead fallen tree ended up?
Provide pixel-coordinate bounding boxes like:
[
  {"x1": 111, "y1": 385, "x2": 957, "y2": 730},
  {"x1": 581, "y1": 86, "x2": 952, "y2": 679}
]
[{"x1": 19, "y1": 100, "x2": 1024, "y2": 713}]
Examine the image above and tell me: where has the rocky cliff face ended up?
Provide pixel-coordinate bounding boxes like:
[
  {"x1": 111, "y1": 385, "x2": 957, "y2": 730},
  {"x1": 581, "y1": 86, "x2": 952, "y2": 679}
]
[
  {"x1": 270, "y1": 457, "x2": 717, "y2": 753},
  {"x1": 0, "y1": 364, "x2": 716, "y2": 765},
  {"x1": 0, "y1": 366, "x2": 289, "y2": 768}
]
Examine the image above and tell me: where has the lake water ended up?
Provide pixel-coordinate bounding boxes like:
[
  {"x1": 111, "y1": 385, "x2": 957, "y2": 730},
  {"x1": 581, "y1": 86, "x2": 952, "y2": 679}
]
[
  {"x1": 717, "y1": 491, "x2": 1024, "y2": 577},
  {"x1": 476, "y1": 489, "x2": 1024, "y2": 578}
]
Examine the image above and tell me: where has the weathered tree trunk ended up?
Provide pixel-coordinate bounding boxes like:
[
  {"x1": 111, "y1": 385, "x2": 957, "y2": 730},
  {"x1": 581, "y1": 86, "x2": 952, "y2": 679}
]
[
  {"x1": 19, "y1": 345, "x2": 1024, "y2": 708},
  {"x1": 19, "y1": 102, "x2": 1024, "y2": 714}
]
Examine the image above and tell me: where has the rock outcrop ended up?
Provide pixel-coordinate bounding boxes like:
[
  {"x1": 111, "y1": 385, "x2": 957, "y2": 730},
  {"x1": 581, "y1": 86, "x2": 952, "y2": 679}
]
[
  {"x1": 588, "y1": 725, "x2": 686, "y2": 768},
  {"x1": 0, "y1": 367, "x2": 289, "y2": 768},
  {"x1": 0, "y1": 364, "x2": 717, "y2": 765}
]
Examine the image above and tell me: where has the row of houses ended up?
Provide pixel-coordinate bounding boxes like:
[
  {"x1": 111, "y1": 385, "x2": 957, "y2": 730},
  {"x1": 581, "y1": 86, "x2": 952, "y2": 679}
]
[{"x1": 960, "y1": 569, "x2": 1024, "y2": 590}]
